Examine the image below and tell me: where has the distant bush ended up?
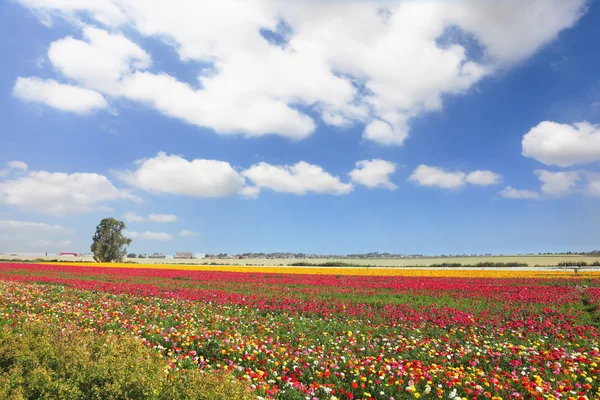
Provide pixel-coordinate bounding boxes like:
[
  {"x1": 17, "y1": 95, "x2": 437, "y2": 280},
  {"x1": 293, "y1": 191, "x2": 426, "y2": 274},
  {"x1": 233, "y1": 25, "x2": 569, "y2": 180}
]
[
  {"x1": 288, "y1": 261, "x2": 355, "y2": 267},
  {"x1": 287, "y1": 261, "x2": 528, "y2": 268},
  {"x1": 471, "y1": 262, "x2": 528, "y2": 268},
  {"x1": 557, "y1": 261, "x2": 600, "y2": 267},
  {"x1": 0, "y1": 324, "x2": 252, "y2": 400}
]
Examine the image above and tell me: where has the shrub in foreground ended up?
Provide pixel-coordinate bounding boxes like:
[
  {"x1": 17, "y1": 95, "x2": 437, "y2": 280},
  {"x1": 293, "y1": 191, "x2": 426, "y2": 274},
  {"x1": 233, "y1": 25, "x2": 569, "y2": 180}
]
[{"x1": 0, "y1": 324, "x2": 252, "y2": 400}]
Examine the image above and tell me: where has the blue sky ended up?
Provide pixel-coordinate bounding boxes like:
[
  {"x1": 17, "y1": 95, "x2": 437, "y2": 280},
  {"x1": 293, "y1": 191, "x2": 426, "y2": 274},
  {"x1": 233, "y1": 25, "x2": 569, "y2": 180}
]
[{"x1": 1, "y1": 0, "x2": 599, "y2": 255}]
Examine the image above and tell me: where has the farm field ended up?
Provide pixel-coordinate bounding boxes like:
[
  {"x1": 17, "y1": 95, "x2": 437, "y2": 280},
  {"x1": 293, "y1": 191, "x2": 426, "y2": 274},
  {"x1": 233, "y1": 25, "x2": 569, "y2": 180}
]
[
  {"x1": 1, "y1": 262, "x2": 600, "y2": 399},
  {"x1": 2, "y1": 254, "x2": 600, "y2": 267}
]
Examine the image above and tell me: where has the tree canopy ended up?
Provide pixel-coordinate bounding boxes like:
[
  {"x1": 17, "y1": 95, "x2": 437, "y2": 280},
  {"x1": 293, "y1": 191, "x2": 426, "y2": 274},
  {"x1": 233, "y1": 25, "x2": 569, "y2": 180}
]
[{"x1": 90, "y1": 218, "x2": 132, "y2": 263}]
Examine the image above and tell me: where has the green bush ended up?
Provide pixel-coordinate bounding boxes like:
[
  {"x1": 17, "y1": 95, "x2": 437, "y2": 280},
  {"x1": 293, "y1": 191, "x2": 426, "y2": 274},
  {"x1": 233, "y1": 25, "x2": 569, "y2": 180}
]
[
  {"x1": 287, "y1": 261, "x2": 529, "y2": 268},
  {"x1": 556, "y1": 261, "x2": 600, "y2": 267},
  {"x1": 0, "y1": 324, "x2": 252, "y2": 400}
]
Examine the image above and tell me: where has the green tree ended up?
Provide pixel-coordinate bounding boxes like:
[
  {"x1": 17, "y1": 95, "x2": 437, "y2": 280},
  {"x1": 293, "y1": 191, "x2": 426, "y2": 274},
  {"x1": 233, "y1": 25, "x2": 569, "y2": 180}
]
[{"x1": 90, "y1": 218, "x2": 132, "y2": 262}]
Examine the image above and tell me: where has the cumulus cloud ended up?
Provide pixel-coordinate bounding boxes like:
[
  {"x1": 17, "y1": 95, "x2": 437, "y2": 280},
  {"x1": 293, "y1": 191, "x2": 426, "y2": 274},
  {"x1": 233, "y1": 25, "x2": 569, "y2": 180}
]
[
  {"x1": 120, "y1": 71, "x2": 317, "y2": 139},
  {"x1": 522, "y1": 121, "x2": 600, "y2": 167},
  {"x1": 0, "y1": 168, "x2": 138, "y2": 215},
  {"x1": 362, "y1": 120, "x2": 407, "y2": 146},
  {"x1": 180, "y1": 230, "x2": 199, "y2": 237},
  {"x1": 13, "y1": 77, "x2": 108, "y2": 114},
  {"x1": 409, "y1": 165, "x2": 501, "y2": 190},
  {"x1": 125, "y1": 231, "x2": 172, "y2": 241},
  {"x1": 122, "y1": 211, "x2": 143, "y2": 223},
  {"x1": 409, "y1": 165, "x2": 466, "y2": 189},
  {"x1": 116, "y1": 152, "x2": 248, "y2": 198},
  {"x1": 498, "y1": 186, "x2": 540, "y2": 200},
  {"x1": 535, "y1": 169, "x2": 580, "y2": 197},
  {"x1": 584, "y1": 173, "x2": 600, "y2": 197},
  {"x1": 239, "y1": 186, "x2": 261, "y2": 199},
  {"x1": 48, "y1": 26, "x2": 150, "y2": 95},
  {"x1": 0, "y1": 161, "x2": 29, "y2": 178},
  {"x1": 465, "y1": 170, "x2": 503, "y2": 186},
  {"x1": 15, "y1": 0, "x2": 586, "y2": 144},
  {"x1": 7, "y1": 161, "x2": 28, "y2": 171},
  {"x1": 243, "y1": 161, "x2": 353, "y2": 195},
  {"x1": 0, "y1": 220, "x2": 74, "y2": 252},
  {"x1": 349, "y1": 159, "x2": 397, "y2": 189},
  {"x1": 148, "y1": 213, "x2": 178, "y2": 223},
  {"x1": 117, "y1": 152, "x2": 365, "y2": 198}
]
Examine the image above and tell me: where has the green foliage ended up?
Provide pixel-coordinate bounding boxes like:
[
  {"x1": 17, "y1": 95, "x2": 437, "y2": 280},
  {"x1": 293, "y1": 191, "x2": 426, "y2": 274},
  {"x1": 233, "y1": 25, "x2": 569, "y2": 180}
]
[
  {"x1": 90, "y1": 218, "x2": 132, "y2": 263},
  {"x1": 291, "y1": 261, "x2": 358, "y2": 267},
  {"x1": 0, "y1": 324, "x2": 252, "y2": 400},
  {"x1": 557, "y1": 261, "x2": 600, "y2": 267}
]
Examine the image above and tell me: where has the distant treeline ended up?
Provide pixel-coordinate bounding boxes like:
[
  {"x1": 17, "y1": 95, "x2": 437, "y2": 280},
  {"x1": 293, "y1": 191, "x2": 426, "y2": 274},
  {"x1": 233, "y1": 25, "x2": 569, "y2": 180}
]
[
  {"x1": 557, "y1": 261, "x2": 600, "y2": 267},
  {"x1": 287, "y1": 261, "x2": 529, "y2": 268}
]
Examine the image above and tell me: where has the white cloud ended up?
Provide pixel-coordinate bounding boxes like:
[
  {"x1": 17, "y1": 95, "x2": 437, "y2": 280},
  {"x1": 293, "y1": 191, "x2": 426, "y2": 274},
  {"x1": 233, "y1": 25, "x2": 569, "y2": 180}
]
[
  {"x1": 13, "y1": 77, "x2": 108, "y2": 114},
  {"x1": 117, "y1": 152, "x2": 359, "y2": 198},
  {"x1": 239, "y1": 186, "x2": 261, "y2": 199},
  {"x1": 179, "y1": 229, "x2": 199, "y2": 237},
  {"x1": 7, "y1": 161, "x2": 28, "y2": 171},
  {"x1": 522, "y1": 121, "x2": 600, "y2": 167},
  {"x1": 409, "y1": 165, "x2": 466, "y2": 189},
  {"x1": 535, "y1": 169, "x2": 580, "y2": 197},
  {"x1": 15, "y1": 0, "x2": 586, "y2": 144},
  {"x1": 48, "y1": 26, "x2": 150, "y2": 95},
  {"x1": 243, "y1": 161, "x2": 353, "y2": 195},
  {"x1": 362, "y1": 120, "x2": 407, "y2": 146},
  {"x1": 120, "y1": 71, "x2": 317, "y2": 139},
  {"x1": 0, "y1": 220, "x2": 74, "y2": 252},
  {"x1": 0, "y1": 169, "x2": 138, "y2": 215},
  {"x1": 465, "y1": 170, "x2": 503, "y2": 186},
  {"x1": 125, "y1": 231, "x2": 172, "y2": 241},
  {"x1": 17, "y1": 0, "x2": 127, "y2": 26},
  {"x1": 498, "y1": 186, "x2": 540, "y2": 200},
  {"x1": 445, "y1": 0, "x2": 585, "y2": 65},
  {"x1": 409, "y1": 165, "x2": 502, "y2": 189},
  {"x1": 122, "y1": 211, "x2": 143, "y2": 223},
  {"x1": 0, "y1": 161, "x2": 29, "y2": 178},
  {"x1": 148, "y1": 213, "x2": 178, "y2": 223},
  {"x1": 349, "y1": 159, "x2": 397, "y2": 189},
  {"x1": 116, "y1": 152, "x2": 248, "y2": 198},
  {"x1": 587, "y1": 173, "x2": 600, "y2": 197}
]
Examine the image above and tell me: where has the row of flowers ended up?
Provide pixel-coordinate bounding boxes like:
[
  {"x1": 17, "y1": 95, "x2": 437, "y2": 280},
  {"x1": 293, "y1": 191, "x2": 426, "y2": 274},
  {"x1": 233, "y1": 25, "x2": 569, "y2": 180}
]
[{"x1": 0, "y1": 263, "x2": 599, "y2": 399}]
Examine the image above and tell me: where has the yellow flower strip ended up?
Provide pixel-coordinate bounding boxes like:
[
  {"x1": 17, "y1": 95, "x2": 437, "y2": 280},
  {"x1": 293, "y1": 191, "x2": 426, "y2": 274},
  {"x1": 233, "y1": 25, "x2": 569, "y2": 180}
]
[{"x1": 43, "y1": 262, "x2": 600, "y2": 279}]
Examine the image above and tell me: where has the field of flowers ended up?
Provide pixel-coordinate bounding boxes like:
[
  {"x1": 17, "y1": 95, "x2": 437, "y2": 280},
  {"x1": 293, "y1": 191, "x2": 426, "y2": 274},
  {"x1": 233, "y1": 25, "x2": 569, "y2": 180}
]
[{"x1": 1, "y1": 262, "x2": 599, "y2": 400}]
